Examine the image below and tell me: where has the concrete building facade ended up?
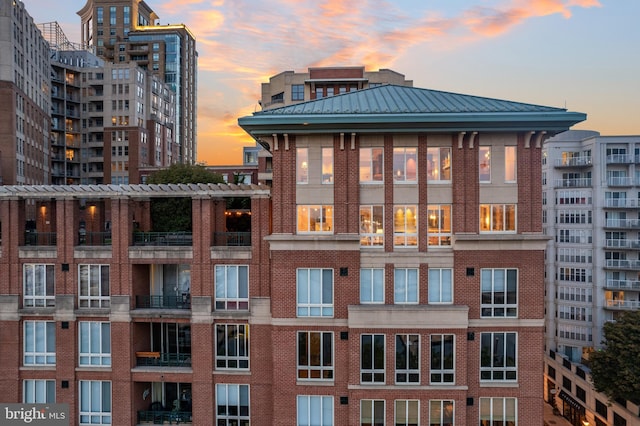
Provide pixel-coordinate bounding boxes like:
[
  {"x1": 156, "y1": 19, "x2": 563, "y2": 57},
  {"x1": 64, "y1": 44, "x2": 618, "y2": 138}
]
[{"x1": 543, "y1": 130, "x2": 640, "y2": 426}]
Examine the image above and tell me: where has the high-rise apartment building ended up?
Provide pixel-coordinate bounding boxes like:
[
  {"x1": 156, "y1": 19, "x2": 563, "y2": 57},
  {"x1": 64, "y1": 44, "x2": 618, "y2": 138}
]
[
  {"x1": 77, "y1": 0, "x2": 197, "y2": 165},
  {"x1": 543, "y1": 130, "x2": 640, "y2": 426},
  {"x1": 0, "y1": 0, "x2": 51, "y2": 185},
  {"x1": 0, "y1": 81, "x2": 584, "y2": 424}
]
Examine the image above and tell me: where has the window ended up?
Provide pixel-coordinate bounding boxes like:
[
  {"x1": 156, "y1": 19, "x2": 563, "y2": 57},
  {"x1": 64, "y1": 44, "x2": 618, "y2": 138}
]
[
  {"x1": 23, "y1": 380, "x2": 55, "y2": 403},
  {"x1": 23, "y1": 264, "x2": 55, "y2": 307},
  {"x1": 322, "y1": 148, "x2": 333, "y2": 184},
  {"x1": 430, "y1": 334, "x2": 455, "y2": 384},
  {"x1": 393, "y1": 148, "x2": 417, "y2": 182},
  {"x1": 79, "y1": 380, "x2": 111, "y2": 425},
  {"x1": 216, "y1": 384, "x2": 250, "y2": 426},
  {"x1": 479, "y1": 397, "x2": 516, "y2": 426},
  {"x1": 360, "y1": 148, "x2": 383, "y2": 182},
  {"x1": 360, "y1": 268, "x2": 384, "y2": 304},
  {"x1": 396, "y1": 334, "x2": 420, "y2": 383},
  {"x1": 215, "y1": 265, "x2": 249, "y2": 310},
  {"x1": 505, "y1": 146, "x2": 517, "y2": 182},
  {"x1": 297, "y1": 395, "x2": 333, "y2": 426},
  {"x1": 479, "y1": 146, "x2": 491, "y2": 182},
  {"x1": 595, "y1": 399, "x2": 607, "y2": 418},
  {"x1": 79, "y1": 264, "x2": 110, "y2": 308},
  {"x1": 297, "y1": 205, "x2": 333, "y2": 233},
  {"x1": 96, "y1": 7, "x2": 103, "y2": 24},
  {"x1": 316, "y1": 87, "x2": 325, "y2": 99},
  {"x1": 79, "y1": 322, "x2": 111, "y2": 366},
  {"x1": 394, "y1": 205, "x2": 418, "y2": 246},
  {"x1": 613, "y1": 413, "x2": 626, "y2": 426},
  {"x1": 427, "y1": 205, "x2": 451, "y2": 246},
  {"x1": 361, "y1": 399, "x2": 384, "y2": 426},
  {"x1": 298, "y1": 331, "x2": 333, "y2": 380},
  {"x1": 24, "y1": 321, "x2": 55, "y2": 365},
  {"x1": 428, "y1": 269, "x2": 453, "y2": 304},
  {"x1": 395, "y1": 400, "x2": 419, "y2": 426},
  {"x1": 297, "y1": 268, "x2": 333, "y2": 317},
  {"x1": 297, "y1": 148, "x2": 308, "y2": 183},
  {"x1": 481, "y1": 269, "x2": 517, "y2": 317},
  {"x1": 480, "y1": 204, "x2": 516, "y2": 232},
  {"x1": 427, "y1": 147, "x2": 452, "y2": 182},
  {"x1": 361, "y1": 334, "x2": 385, "y2": 383},
  {"x1": 430, "y1": 400, "x2": 454, "y2": 426},
  {"x1": 292, "y1": 84, "x2": 304, "y2": 101},
  {"x1": 480, "y1": 332, "x2": 517, "y2": 381},
  {"x1": 216, "y1": 323, "x2": 249, "y2": 370},
  {"x1": 109, "y1": 6, "x2": 116, "y2": 26},
  {"x1": 394, "y1": 268, "x2": 418, "y2": 304},
  {"x1": 360, "y1": 205, "x2": 384, "y2": 247}
]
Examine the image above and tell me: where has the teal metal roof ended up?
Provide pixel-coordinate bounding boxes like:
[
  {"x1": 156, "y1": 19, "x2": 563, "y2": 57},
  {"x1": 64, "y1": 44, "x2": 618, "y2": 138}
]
[{"x1": 238, "y1": 85, "x2": 586, "y2": 138}]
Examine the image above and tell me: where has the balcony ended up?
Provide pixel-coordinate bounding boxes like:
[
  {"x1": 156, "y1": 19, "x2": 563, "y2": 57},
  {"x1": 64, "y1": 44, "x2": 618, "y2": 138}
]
[
  {"x1": 604, "y1": 299, "x2": 640, "y2": 310},
  {"x1": 605, "y1": 219, "x2": 640, "y2": 229},
  {"x1": 133, "y1": 231, "x2": 193, "y2": 246},
  {"x1": 78, "y1": 231, "x2": 112, "y2": 246},
  {"x1": 554, "y1": 157, "x2": 592, "y2": 168},
  {"x1": 605, "y1": 198, "x2": 640, "y2": 208},
  {"x1": 605, "y1": 279, "x2": 640, "y2": 290},
  {"x1": 135, "y1": 352, "x2": 191, "y2": 368},
  {"x1": 606, "y1": 154, "x2": 634, "y2": 164},
  {"x1": 213, "y1": 232, "x2": 251, "y2": 246},
  {"x1": 605, "y1": 239, "x2": 640, "y2": 250},
  {"x1": 605, "y1": 259, "x2": 640, "y2": 270},
  {"x1": 135, "y1": 295, "x2": 191, "y2": 310},
  {"x1": 554, "y1": 178, "x2": 592, "y2": 188},
  {"x1": 137, "y1": 410, "x2": 191, "y2": 425},
  {"x1": 24, "y1": 231, "x2": 57, "y2": 246},
  {"x1": 607, "y1": 177, "x2": 634, "y2": 187}
]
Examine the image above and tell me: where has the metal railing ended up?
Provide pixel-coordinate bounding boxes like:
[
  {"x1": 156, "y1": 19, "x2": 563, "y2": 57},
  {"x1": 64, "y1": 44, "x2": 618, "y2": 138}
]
[
  {"x1": 606, "y1": 154, "x2": 634, "y2": 164},
  {"x1": 605, "y1": 198, "x2": 640, "y2": 208},
  {"x1": 605, "y1": 279, "x2": 640, "y2": 290},
  {"x1": 78, "y1": 232, "x2": 112, "y2": 246},
  {"x1": 605, "y1": 299, "x2": 640, "y2": 310},
  {"x1": 554, "y1": 178, "x2": 592, "y2": 188},
  {"x1": 605, "y1": 219, "x2": 640, "y2": 229},
  {"x1": 133, "y1": 232, "x2": 193, "y2": 246},
  {"x1": 136, "y1": 295, "x2": 191, "y2": 309},
  {"x1": 137, "y1": 410, "x2": 191, "y2": 424},
  {"x1": 607, "y1": 177, "x2": 634, "y2": 187},
  {"x1": 554, "y1": 157, "x2": 592, "y2": 167},
  {"x1": 605, "y1": 259, "x2": 640, "y2": 269},
  {"x1": 24, "y1": 231, "x2": 57, "y2": 246},
  {"x1": 213, "y1": 232, "x2": 251, "y2": 246},
  {"x1": 136, "y1": 353, "x2": 191, "y2": 367}
]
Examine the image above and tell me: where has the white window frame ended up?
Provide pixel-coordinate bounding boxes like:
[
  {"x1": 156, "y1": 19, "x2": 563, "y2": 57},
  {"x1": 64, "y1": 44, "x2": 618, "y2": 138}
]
[
  {"x1": 481, "y1": 269, "x2": 518, "y2": 318},
  {"x1": 322, "y1": 147, "x2": 333, "y2": 184},
  {"x1": 395, "y1": 334, "x2": 420, "y2": 384},
  {"x1": 297, "y1": 148, "x2": 308, "y2": 184},
  {"x1": 297, "y1": 268, "x2": 333, "y2": 317},
  {"x1": 479, "y1": 397, "x2": 517, "y2": 425},
  {"x1": 216, "y1": 323, "x2": 249, "y2": 370},
  {"x1": 78, "y1": 264, "x2": 110, "y2": 308},
  {"x1": 427, "y1": 204, "x2": 452, "y2": 246},
  {"x1": 394, "y1": 268, "x2": 418, "y2": 304},
  {"x1": 297, "y1": 331, "x2": 334, "y2": 380},
  {"x1": 430, "y1": 400, "x2": 455, "y2": 425},
  {"x1": 361, "y1": 334, "x2": 385, "y2": 384},
  {"x1": 215, "y1": 265, "x2": 249, "y2": 311},
  {"x1": 480, "y1": 204, "x2": 516, "y2": 233},
  {"x1": 430, "y1": 334, "x2": 455, "y2": 384},
  {"x1": 297, "y1": 395, "x2": 333, "y2": 426},
  {"x1": 393, "y1": 147, "x2": 418, "y2": 182},
  {"x1": 297, "y1": 205, "x2": 333, "y2": 233},
  {"x1": 79, "y1": 380, "x2": 111, "y2": 425},
  {"x1": 427, "y1": 146, "x2": 452, "y2": 182},
  {"x1": 393, "y1": 205, "x2": 418, "y2": 247},
  {"x1": 360, "y1": 268, "x2": 385, "y2": 304},
  {"x1": 394, "y1": 399, "x2": 419, "y2": 426},
  {"x1": 428, "y1": 268, "x2": 453, "y2": 304},
  {"x1": 23, "y1": 379, "x2": 55, "y2": 403},
  {"x1": 360, "y1": 205, "x2": 384, "y2": 247},
  {"x1": 360, "y1": 147, "x2": 384, "y2": 183},
  {"x1": 479, "y1": 146, "x2": 491, "y2": 182},
  {"x1": 23, "y1": 264, "x2": 55, "y2": 307},
  {"x1": 360, "y1": 399, "x2": 385, "y2": 426},
  {"x1": 216, "y1": 383, "x2": 250, "y2": 425},
  {"x1": 480, "y1": 332, "x2": 517, "y2": 382},
  {"x1": 23, "y1": 321, "x2": 55, "y2": 366},
  {"x1": 79, "y1": 321, "x2": 111, "y2": 367},
  {"x1": 505, "y1": 146, "x2": 517, "y2": 183}
]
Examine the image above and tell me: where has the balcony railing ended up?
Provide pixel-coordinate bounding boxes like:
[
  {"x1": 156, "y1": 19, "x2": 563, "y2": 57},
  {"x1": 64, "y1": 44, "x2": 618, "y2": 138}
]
[
  {"x1": 213, "y1": 232, "x2": 251, "y2": 246},
  {"x1": 605, "y1": 279, "x2": 640, "y2": 290},
  {"x1": 605, "y1": 198, "x2": 640, "y2": 208},
  {"x1": 135, "y1": 352, "x2": 191, "y2": 367},
  {"x1": 133, "y1": 232, "x2": 193, "y2": 246},
  {"x1": 24, "y1": 231, "x2": 57, "y2": 246},
  {"x1": 554, "y1": 178, "x2": 592, "y2": 188},
  {"x1": 605, "y1": 259, "x2": 640, "y2": 270},
  {"x1": 606, "y1": 154, "x2": 634, "y2": 164},
  {"x1": 607, "y1": 177, "x2": 634, "y2": 187},
  {"x1": 137, "y1": 410, "x2": 192, "y2": 425},
  {"x1": 554, "y1": 157, "x2": 592, "y2": 167},
  {"x1": 136, "y1": 295, "x2": 191, "y2": 309},
  {"x1": 605, "y1": 299, "x2": 640, "y2": 310},
  {"x1": 605, "y1": 239, "x2": 640, "y2": 250},
  {"x1": 78, "y1": 232, "x2": 112, "y2": 246},
  {"x1": 605, "y1": 219, "x2": 640, "y2": 229}
]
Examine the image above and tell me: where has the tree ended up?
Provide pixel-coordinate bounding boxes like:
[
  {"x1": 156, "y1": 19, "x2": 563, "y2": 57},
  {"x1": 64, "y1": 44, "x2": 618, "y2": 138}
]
[
  {"x1": 589, "y1": 310, "x2": 640, "y2": 404},
  {"x1": 146, "y1": 164, "x2": 224, "y2": 232}
]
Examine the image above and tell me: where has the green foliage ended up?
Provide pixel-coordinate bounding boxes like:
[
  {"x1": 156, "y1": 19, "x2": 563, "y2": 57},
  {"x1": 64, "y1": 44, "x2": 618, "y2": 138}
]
[
  {"x1": 590, "y1": 310, "x2": 640, "y2": 404},
  {"x1": 146, "y1": 164, "x2": 224, "y2": 232}
]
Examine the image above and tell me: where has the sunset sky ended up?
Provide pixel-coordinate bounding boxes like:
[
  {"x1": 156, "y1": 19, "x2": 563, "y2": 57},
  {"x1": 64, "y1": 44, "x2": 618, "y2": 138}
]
[{"x1": 26, "y1": 0, "x2": 640, "y2": 165}]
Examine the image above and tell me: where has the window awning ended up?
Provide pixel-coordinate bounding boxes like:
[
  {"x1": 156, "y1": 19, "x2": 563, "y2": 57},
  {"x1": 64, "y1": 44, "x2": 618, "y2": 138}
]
[{"x1": 559, "y1": 390, "x2": 585, "y2": 414}]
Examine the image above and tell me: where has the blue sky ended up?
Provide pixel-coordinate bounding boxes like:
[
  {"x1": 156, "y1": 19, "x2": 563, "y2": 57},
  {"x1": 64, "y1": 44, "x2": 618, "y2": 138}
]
[{"x1": 26, "y1": 0, "x2": 640, "y2": 164}]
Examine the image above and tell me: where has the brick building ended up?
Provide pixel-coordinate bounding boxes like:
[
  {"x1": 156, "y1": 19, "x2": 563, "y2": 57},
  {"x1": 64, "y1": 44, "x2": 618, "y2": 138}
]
[{"x1": 0, "y1": 83, "x2": 585, "y2": 425}]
